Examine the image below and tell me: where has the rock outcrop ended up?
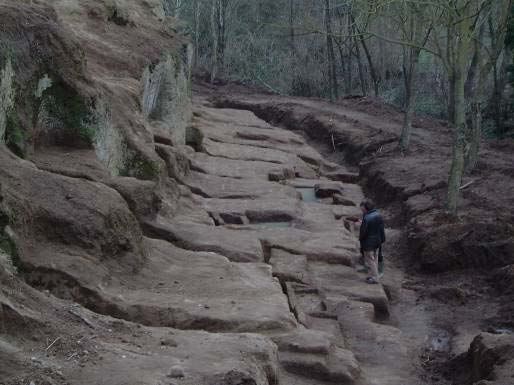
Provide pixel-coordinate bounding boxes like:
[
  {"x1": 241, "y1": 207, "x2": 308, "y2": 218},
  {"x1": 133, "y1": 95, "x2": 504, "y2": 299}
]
[{"x1": 1, "y1": 0, "x2": 192, "y2": 180}]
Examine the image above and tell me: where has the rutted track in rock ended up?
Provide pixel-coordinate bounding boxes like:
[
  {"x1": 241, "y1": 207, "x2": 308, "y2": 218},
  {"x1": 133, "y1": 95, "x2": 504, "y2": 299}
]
[
  {"x1": 2, "y1": 97, "x2": 417, "y2": 384},
  {"x1": 161, "y1": 97, "x2": 417, "y2": 385}
]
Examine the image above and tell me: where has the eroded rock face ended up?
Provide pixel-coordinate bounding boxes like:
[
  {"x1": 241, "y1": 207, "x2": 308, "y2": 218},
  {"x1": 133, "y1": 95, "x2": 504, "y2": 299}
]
[
  {"x1": 0, "y1": 2, "x2": 89, "y2": 156},
  {"x1": 1, "y1": 0, "x2": 193, "y2": 183},
  {"x1": 0, "y1": 148, "x2": 145, "y2": 270},
  {"x1": 142, "y1": 49, "x2": 193, "y2": 146},
  {"x1": 0, "y1": 256, "x2": 281, "y2": 385}
]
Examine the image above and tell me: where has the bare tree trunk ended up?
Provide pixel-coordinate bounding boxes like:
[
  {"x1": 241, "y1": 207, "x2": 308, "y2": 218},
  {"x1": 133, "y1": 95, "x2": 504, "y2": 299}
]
[
  {"x1": 399, "y1": 46, "x2": 419, "y2": 152},
  {"x1": 210, "y1": 0, "x2": 218, "y2": 83},
  {"x1": 217, "y1": 0, "x2": 227, "y2": 69},
  {"x1": 210, "y1": 0, "x2": 229, "y2": 82},
  {"x1": 336, "y1": 43, "x2": 349, "y2": 94},
  {"x1": 289, "y1": 0, "x2": 295, "y2": 53},
  {"x1": 193, "y1": 0, "x2": 200, "y2": 67},
  {"x1": 163, "y1": 0, "x2": 183, "y2": 17},
  {"x1": 325, "y1": 0, "x2": 338, "y2": 101},
  {"x1": 465, "y1": 43, "x2": 480, "y2": 100},
  {"x1": 350, "y1": 14, "x2": 380, "y2": 97},
  {"x1": 399, "y1": 12, "x2": 431, "y2": 152},
  {"x1": 465, "y1": 1, "x2": 511, "y2": 172},
  {"x1": 163, "y1": 0, "x2": 173, "y2": 16},
  {"x1": 360, "y1": 37, "x2": 379, "y2": 96},
  {"x1": 497, "y1": 47, "x2": 512, "y2": 125},
  {"x1": 343, "y1": 15, "x2": 352, "y2": 93},
  {"x1": 175, "y1": 0, "x2": 183, "y2": 18},
  {"x1": 447, "y1": 16, "x2": 471, "y2": 215},
  {"x1": 466, "y1": 102, "x2": 481, "y2": 172},
  {"x1": 485, "y1": 3, "x2": 512, "y2": 134},
  {"x1": 447, "y1": 73, "x2": 456, "y2": 123},
  {"x1": 353, "y1": 24, "x2": 367, "y2": 96},
  {"x1": 447, "y1": 81, "x2": 466, "y2": 215},
  {"x1": 334, "y1": 11, "x2": 350, "y2": 94},
  {"x1": 465, "y1": 24, "x2": 486, "y2": 173}
]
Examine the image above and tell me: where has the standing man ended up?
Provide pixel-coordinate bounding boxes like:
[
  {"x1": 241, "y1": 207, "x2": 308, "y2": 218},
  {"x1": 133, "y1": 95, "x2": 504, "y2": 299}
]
[{"x1": 359, "y1": 200, "x2": 385, "y2": 284}]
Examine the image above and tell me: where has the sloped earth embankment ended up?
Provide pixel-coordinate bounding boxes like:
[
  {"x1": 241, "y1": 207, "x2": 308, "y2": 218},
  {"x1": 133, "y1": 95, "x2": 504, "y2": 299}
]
[{"x1": 206, "y1": 84, "x2": 514, "y2": 385}]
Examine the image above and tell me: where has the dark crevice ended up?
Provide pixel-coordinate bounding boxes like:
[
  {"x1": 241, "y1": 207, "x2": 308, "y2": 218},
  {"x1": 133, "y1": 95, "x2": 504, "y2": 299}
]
[
  {"x1": 260, "y1": 240, "x2": 272, "y2": 264},
  {"x1": 34, "y1": 164, "x2": 96, "y2": 182},
  {"x1": 208, "y1": 212, "x2": 222, "y2": 226},
  {"x1": 184, "y1": 185, "x2": 212, "y2": 198},
  {"x1": 153, "y1": 135, "x2": 173, "y2": 146},
  {"x1": 203, "y1": 151, "x2": 284, "y2": 165},
  {"x1": 189, "y1": 164, "x2": 245, "y2": 180}
]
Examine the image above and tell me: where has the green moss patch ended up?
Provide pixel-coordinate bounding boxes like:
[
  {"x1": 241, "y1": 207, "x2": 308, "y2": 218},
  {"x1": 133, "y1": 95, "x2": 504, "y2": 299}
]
[
  {"x1": 186, "y1": 125, "x2": 204, "y2": 152},
  {"x1": 106, "y1": 2, "x2": 129, "y2": 26},
  {"x1": 5, "y1": 109, "x2": 26, "y2": 157},
  {"x1": 120, "y1": 152, "x2": 161, "y2": 181},
  {"x1": 40, "y1": 80, "x2": 96, "y2": 147},
  {"x1": 0, "y1": 210, "x2": 19, "y2": 271}
]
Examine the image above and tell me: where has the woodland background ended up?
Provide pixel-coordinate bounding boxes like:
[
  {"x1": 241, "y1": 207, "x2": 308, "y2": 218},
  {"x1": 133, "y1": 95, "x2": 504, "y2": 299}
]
[{"x1": 165, "y1": 0, "x2": 514, "y2": 213}]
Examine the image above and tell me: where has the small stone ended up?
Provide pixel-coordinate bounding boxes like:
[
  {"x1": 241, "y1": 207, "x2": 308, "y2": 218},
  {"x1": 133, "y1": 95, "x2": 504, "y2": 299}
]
[
  {"x1": 268, "y1": 170, "x2": 286, "y2": 182},
  {"x1": 160, "y1": 338, "x2": 178, "y2": 347},
  {"x1": 333, "y1": 193, "x2": 357, "y2": 206},
  {"x1": 167, "y1": 365, "x2": 185, "y2": 378},
  {"x1": 314, "y1": 182, "x2": 343, "y2": 198},
  {"x1": 325, "y1": 170, "x2": 359, "y2": 183}
]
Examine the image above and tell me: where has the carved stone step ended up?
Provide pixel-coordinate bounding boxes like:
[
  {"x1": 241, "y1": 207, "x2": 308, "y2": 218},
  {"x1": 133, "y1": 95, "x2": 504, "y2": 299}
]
[{"x1": 279, "y1": 346, "x2": 360, "y2": 384}]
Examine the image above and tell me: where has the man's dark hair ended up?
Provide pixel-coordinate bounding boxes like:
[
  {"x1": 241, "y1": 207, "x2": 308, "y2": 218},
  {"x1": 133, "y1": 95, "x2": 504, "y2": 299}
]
[{"x1": 360, "y1": 199, "x2": 375, "y2": 211}]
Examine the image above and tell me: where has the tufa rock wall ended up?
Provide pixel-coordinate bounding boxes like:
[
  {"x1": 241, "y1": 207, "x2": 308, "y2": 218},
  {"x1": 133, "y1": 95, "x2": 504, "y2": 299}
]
[
  {"x1": 142, "y1": 47, "x2": 193, "y2": 146},
  {"x1": 0, "y1": 0, "x2": 193, "y2": 180}
]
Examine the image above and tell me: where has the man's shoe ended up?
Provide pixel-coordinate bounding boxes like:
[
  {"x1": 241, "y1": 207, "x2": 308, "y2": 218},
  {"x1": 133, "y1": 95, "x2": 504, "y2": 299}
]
[{"x1": 366, "y1": 277, "x2": 379, "y2": 285}]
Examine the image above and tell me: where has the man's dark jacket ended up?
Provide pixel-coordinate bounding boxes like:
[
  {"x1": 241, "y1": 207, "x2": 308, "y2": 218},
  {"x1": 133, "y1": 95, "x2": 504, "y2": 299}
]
[{"x1": 359, "y1": 209, "x2": 385, "y2": 251}]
